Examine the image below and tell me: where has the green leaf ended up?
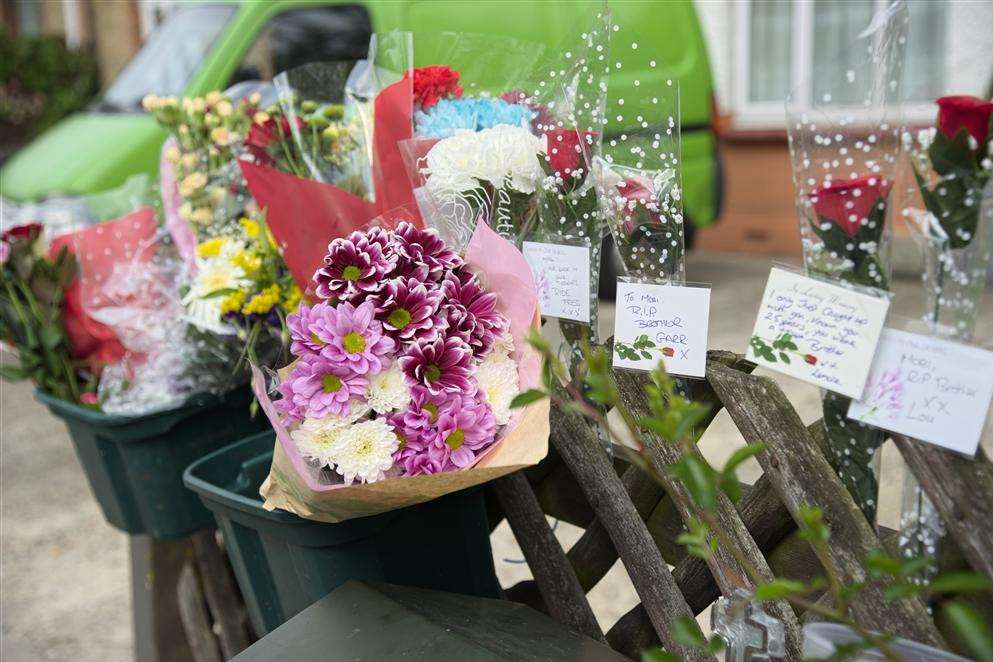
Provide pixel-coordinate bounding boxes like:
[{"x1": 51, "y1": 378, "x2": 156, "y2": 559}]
[
  {"x1": 671, "y1": 615, "x2": 708, "y2": 648},
  {"x1": 40, "y1": 324, "x2": 62, "y2": 349},
  {"x1": 929, "y1": 571, "x2": 993, "y2": 595},
  {"x1": 0, "y1": 364, "x2": 29, "y2": 381},
  {"x1": 640, "y1": 646, "x2": 679, "y2": 662},
  {"x1": 866, "y1": 549, "x2": 903, "y2": 579},
  {"x1": 884, "y1": 582, "x2": 924, "y2": 601},
  {"x1": 722, "y1": 443, "x2": 766, "y2": 475},
  {"x1": 669, "y1": 455, "x2": 717, "y2": 511},
  {"x1": 754, "y1": 578, "x2": 810, "y2": 601},
  {"x1": 940, "y1": 602, "x2": 993, "y2": 662},
  {"x1": 200, "y1": 287, "x2": 240, "y2": 300},
  {"x1": 509, "y1": 389, "x2": 547, "y2": 409},
  {"x1": 778, "y1": 352, "x2": 790, "y2": 364}
]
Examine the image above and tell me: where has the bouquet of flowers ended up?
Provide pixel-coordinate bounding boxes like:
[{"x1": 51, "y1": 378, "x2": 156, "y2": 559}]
[
  {"x1": 785, "y1": 1, "x2": 908, "y2": 523},
  {"x1": 254, "y1": 216, "x2": 547, "y2": 522},
  {"x1": 0, "y1": 222, "x2": 95, "y2": 404}
]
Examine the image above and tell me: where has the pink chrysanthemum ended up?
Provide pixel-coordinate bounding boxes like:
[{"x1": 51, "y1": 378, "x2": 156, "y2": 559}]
[
  {"x1": 398, "y1": 334, "x2": 474, "y2": 395},
  {"x1": 440, "y1": 269, "x2": 508, "y2": 356},
  {"x1": 393, "y1": 221, "x2": 462, "y2": 280},
  {"x1": 314, "y1": 231, "x2": 396, "y2": 301},
  {"x1": 435, "y1": 392, "x2": 497, "y2": 469},
  {"x1": 369, "y1": 277, "x2": 444, "y2": 345},
  {"x1": 276, "y1": 357, "x2": 368, "y2": 420},
  {"x1": 287, "y1": 303, "x2": 325, "y2": 357},
  {"x1": 309, "y1": 300, "x2": 395, "y2": 375}
]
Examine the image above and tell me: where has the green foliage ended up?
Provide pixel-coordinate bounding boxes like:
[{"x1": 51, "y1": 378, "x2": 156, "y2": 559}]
[
  {"x1": 0, "y1": 29, "x2": 99, "y2": 135},
  {"x1": 509, "y1": 389, "x2": 547, "y2": 409},
  {"x1": 676, "y1": 517, "x2": 716, "y2": 561},
  {"x1": 940, "y1": 602, "x2": 993, "y2": 662},
  {"x1": 615, "y1": 333, "x2": 656, "y2": 361},
  {"x1": 809, "y1": 201, "x2": 890, "y2": 290}
]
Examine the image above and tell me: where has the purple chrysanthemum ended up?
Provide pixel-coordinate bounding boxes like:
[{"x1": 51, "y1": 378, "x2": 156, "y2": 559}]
[
  {"x1": 388, "y1": 385, "x2": 457, "y2": 443},
  {"x1": 435, "y1": 392, "x2": 496, "y2": 469},
  {"x1": 369, "y1": 277, "x2": 444, "y2": 345},
  {"x1": 276, "y1": 357, "x2": 368, "y2": 420},
  {"x1": 393, "y1": 221, "x2": 462, "y2": 280},
  {"x1": 309, "y1": 300, "x2": 395, "y2": 375},
  {"x1": 398, "y1": 334, "x2": 473, "y2": 395},
  {"x1": 287, "y1": 303, "x2": 325, "y2": 357},
  {"x1": 440, "y1": 269, "x2": 508, "y2": 357},
  {"x1": 313, "y1": 231, "x2": 396, "y2": 301}
]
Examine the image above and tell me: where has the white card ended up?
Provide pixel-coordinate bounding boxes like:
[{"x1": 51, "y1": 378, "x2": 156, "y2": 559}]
[
  {"x1": 522, "y1": 241, "x2": 591, "y2": 323},
  {"x1": 746, "y1": 267, "x2": 890, "y2": 398},
  {"x1": 848, "y1": 329, "x2": 993, "y2": 456},
  {"x1": 612, "y1": 281, "x2": 711, "y2": 377}
]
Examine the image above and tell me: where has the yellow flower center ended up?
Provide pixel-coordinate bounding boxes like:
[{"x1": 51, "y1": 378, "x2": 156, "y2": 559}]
[
  {"x1": 423, "y1": 403, "x2": 439, "y2": 424},
  {"x1": 343, "y1": 331, "x2": 366, "y2": 354},
  {"x1": 424, "y1": 364, "x2": 442, "y2": 383},
  {"x1": 322, "y1": 374, "x2": 342, "y2": 393},
  {"x1": 388, "y1": 308, "x2": 412, "y2": 330},
  {"x1": 341, "y1": 265, "x2": 362, "y2": 281},
  {"x1": 310, "y1": 332, "x2": 326, "y2": 347},
  {"x1": 446, "y1": 429, "x2": 465, "y2": 451}
]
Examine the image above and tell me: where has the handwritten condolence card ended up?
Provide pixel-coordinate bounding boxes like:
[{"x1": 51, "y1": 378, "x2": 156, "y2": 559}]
[
  {"x1": 522, "y1": 241, "x2": 591, "y2": 324},
  {"x1": 746, "y1": 267, "x2": 890, "y2": 399},
  {"x1": 612, "y1": 281, "x2": 711, "y2": 378},
  {"x1": 848, "y1": 329, "x2": 993, "y2": 456}
]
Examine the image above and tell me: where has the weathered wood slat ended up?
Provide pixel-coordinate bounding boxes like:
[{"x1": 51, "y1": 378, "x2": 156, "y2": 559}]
[
  {"x1": 491, "y1": 471, "x2": 605, "y2": 642},
  {"x1": 191, "y1": 531, "x2": 251, "y2": 658},
  {"x1": 615, "y1": 370, "x2": 804, "y2": 659},
  {"x1": 176, "y1": 563, "x2": 223, "y2": 662},
  {"x1": 893, "y1": 436, "x2": 993, "y2": 581},
  {"x1": 707, "y1": 360, "x2": 945, "y2": 648},
  {"x1": 549, "y1": 405, "x2": 713, "y2": 660}
]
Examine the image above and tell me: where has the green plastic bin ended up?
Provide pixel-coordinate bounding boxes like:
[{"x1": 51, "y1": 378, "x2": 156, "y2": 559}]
[
  {"x1": 38, "y1": 388, "x2": 267, "y2": 539},
  {"x1": 183, "y1": 431, "x2": 502, "y2": 636}
]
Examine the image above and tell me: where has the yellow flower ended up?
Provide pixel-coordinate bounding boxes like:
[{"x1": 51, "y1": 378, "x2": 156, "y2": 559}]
[
  {"x1": 178, "y1": 203, "x2": 193, "y2": 220},
  {"x1": 142, "y1": 94, "x2": 159, "y2": 111},
  {"x1": 283, "y1": 283, "x2": 302, "y2": 311},
  {"x1": 180, "y1": 152, "x2": 199, "y2": 170},
  {"x1": 220, "y1": 290, "x2": 247, "y2": 315},
  {"x1": 164, "y1": 146, "x2": 181, "y2": 163},
  {"x1": 216, "y1": 100, "x2": 233, "y2": 117},
  {"x1": 253, "y1": 111, "x2": 270, "y2": 125},
  {"x1": 242, "y1": 285, "x2": 281, "y2": 316},
  {"x1": 239, "y1": 218, "x2": 260, "y2": 238},
  {"x1": 249, "y1": 92, "x2": 261, "y2": 105},
  {"x1": 197, "y1": 238, "x2": 227, "y2": 258},
  {"x1": 179, "y1": 172, "x2": 208, "y2": 197},
  {"x1": 232, "y1": 249, "x2": 261, "y2": 273},
  {"x1": 205, "y1": 91, "x2": 223, "y2": 106},
  {"x1": 190, "y1": 207, "x2": 213, "y2": 225},
  {"x1": 192, "y1": 97, "x2": 206, "y2": 113}
]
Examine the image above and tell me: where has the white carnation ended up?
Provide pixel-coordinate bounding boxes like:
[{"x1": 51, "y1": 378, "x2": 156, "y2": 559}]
[
  {"x1": 329, "y1": 418, "x2": 400, "y2": 484},
  {"x1": 423, "y1": 124, "x2": 545, "y2": 198},
  {"x1": 367, "y1": 364, "x2": 411, "y2": 414},
  {"x1": 474, "y1": 352, "x2": 519, "y2": 426},
  {"x1": 291, "y1": 415, "x2": 351, "y2": 467}
]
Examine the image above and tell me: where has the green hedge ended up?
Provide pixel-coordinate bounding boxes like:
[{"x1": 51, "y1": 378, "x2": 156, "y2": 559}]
[{"x1": 0, "y1": 30, "x2": 100, "y2": 136}]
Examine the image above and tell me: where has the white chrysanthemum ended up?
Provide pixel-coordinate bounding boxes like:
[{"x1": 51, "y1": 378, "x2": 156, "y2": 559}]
[
  {"x1": 367, "y1": 364, "x2": 411, "y2": 414},
  {"x1": 424, "y1": 124, "x2": 545, "y2": 197},
  {"x1": 490, "y1": 331, "x2": 515, "y2": 358},
  {"x1": 186, "y1": 255, "x2": 246, "y2": 300},
  {"x1": 474, "y1": 352, "x2": 519, "y2": 426},
  {"x1": 291, "y1": 415, "x2": 351, "y2": 467},
  {"x1": 329, "y1": 418, "x2": 400, "y2": 484}
]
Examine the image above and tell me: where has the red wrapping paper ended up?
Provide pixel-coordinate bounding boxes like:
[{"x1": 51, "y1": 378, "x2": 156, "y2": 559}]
[{"x1": 50, "y1": 207, "x2": 158, "y2": 373}]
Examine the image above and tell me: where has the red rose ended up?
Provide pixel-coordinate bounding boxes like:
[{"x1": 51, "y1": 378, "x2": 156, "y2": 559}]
[
  {"x1": 410, "y1": 66, "x2": 462, "y2": 109},
  {"x1": 617, "y1": 176, "x2": 660, "y2": 234},
  {"x1": 809, "y1": 175, "x2": 890, "y2": 237},
  {"x1": 544, "y1": 128, "x2": 597, "y2": 181},
  {"x1": 662, "y1": 347, "x2": 675, "y2": 357},
  {"x1": 804, "y1": 354, "x2": 817, "y2": 365},
  {"x1": 246, "y1": 118, "x2": 277, "y2": 150},
  {"x1": 936, "y1": 95, "x2": 993, "y2": 146},
  {"x1": 1, "y1": 223, "x2": 43, "y2": 243}
]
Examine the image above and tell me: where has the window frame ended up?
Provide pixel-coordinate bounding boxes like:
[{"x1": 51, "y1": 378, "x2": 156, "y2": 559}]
[{"x1": 732, "y1": 0, "x2": 951, "y2": 130}]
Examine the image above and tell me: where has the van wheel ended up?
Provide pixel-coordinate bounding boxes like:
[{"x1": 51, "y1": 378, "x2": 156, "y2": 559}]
[{"x1": 597, "y1": 220, "x2": 696, "y2": 300}]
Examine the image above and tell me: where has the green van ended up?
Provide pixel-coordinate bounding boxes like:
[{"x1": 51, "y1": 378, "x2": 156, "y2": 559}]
[{"x1": 0, "y1": 0, "x2": 721, "y2": 239}]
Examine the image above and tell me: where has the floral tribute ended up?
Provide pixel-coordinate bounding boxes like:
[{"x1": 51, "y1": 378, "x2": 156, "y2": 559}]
[{"x1": 271, "y1": 221, "x2": 521, "y2": 484}]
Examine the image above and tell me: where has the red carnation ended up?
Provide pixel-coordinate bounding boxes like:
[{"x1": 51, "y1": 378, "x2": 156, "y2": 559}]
[
  {"x1": 809, "y1": 175, "x2": 891, "y2": 238},
  {"x1": 410, "y1": 66, "x2": 462, "y2": 109},
  {"x1": 936, "y1": 95, "x2": 993, "y2": 146},
  {"x1": 544, "y1": 128, "x2": 597, "y2": 181},
  {"x1": 804, "y1": 354, "x2": 818, "y2": 365}
]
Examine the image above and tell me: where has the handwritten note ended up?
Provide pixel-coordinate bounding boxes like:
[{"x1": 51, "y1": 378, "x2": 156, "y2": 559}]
[
  {"x1": 848, "y1": 329, "x2": 993, "y2": 456},
  {"x1": 522, "y1": 241, "x2": 591, "y2": 323},
  {"x1": 612, "y1": 281, "x2": 711, "y2": 377},
  {"x1": 746, "y1": 268, "x2": 890, "y2": 398}
]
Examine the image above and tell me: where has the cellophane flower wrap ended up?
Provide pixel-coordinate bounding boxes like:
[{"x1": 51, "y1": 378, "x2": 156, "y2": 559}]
[
  {"x1": 253, "y1": 214, "x2": 547, "y2": 522},
  {"x1": 785, "y1": 2, "x2": 909, "y2": 524},
  {"x1": 895, "y1": 97, "x2": 993, "y2": 574}
]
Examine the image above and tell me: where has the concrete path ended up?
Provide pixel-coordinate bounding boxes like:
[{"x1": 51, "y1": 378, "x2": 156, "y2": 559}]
[{"x1": 2, "y1": 252, "x2": 990, "y2": 660}]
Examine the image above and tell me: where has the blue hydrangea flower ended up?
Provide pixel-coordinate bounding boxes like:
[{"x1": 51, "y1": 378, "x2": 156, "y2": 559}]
[{"x1": 414, "y1": 98, "x2": 536, "y2": 138}]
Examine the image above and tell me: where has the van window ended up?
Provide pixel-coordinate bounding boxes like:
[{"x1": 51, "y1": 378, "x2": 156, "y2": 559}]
[{"x1": 230, "y1": 6, "x2": 372, "y2": 85}]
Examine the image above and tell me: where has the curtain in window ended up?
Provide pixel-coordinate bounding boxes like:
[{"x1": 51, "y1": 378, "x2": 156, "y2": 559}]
[{"x1": 748, "y1": 0, "x2": 792, "y2": 103}]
